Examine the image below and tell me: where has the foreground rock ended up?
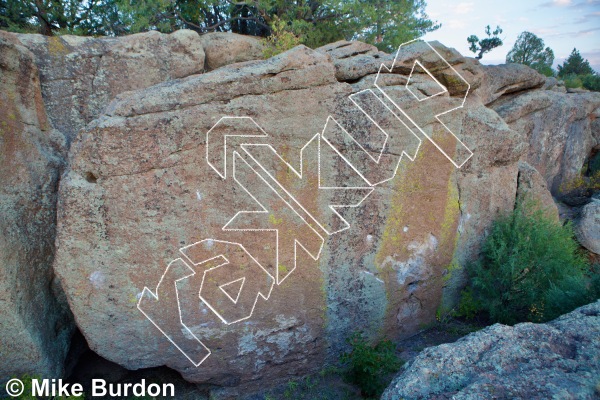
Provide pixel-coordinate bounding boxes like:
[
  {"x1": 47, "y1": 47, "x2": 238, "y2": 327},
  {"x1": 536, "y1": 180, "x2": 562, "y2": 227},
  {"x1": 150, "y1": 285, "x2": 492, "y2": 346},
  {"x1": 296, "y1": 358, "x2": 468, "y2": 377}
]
[
  {"x1": 383, "y1": 300, "x2": 600, "y2": 400},
  {"x1": 0, "y1": 31, "x2": 72, "y2": 381}
]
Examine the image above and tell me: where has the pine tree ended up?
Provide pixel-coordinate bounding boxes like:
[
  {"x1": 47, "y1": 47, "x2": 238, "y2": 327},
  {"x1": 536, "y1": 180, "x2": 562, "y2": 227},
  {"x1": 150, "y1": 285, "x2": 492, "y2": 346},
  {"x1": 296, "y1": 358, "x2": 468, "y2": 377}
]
[
  {"x1": 346, "y1": 0, "x2": 440, "y2": 53},
  {"x1": 467, "y1": 25, "x2": 503, "y2": 60},
  {"x1": 0, "y1": 0, "x2": 441, "y2": 52},
  {"x1": 558, "y1": 48, "x2": 595, "y2": 77}
]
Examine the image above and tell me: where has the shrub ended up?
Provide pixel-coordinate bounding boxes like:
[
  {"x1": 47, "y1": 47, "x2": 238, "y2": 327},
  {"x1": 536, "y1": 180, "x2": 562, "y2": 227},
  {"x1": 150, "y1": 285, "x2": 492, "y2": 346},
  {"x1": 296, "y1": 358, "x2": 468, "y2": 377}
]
[
  {"x1": 545, "y1": 264, "x2": 600, "y2": 318},
  {"x1": 340, "y1": 332, "x2": 402, "y2": 397},
  {"x1": 465, "y1": 199, "x2": 594, "y2": 324},
  {"x1": 582, "y1": 74, "x2": 600, "y2": 92},
  {"x1": 562, "y1": 73, "x2": 583, "y2": 89},
  {"x1": 13, "y1": 374, "x2": 37, "y2": 400},
  {"x1": 262, "y1": 17, "x2": 303, "y2": 59},
  {"x1": 455, "y1": 287, "x2": 481, "y2": 320},
  {"x1": 559, "y1": 73, "x2": 600, "y2": 91},
  {"x1": 534, "y1": 63, "x2": 555, "y2": 77}
]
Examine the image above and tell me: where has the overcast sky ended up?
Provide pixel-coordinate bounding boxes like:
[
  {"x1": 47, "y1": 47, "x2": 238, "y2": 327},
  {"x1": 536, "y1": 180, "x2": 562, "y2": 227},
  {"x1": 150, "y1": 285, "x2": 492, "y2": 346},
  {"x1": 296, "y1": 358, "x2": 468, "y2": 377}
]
[{"x1": 421, "y1": 0, "x2": 600, "y2": 72}]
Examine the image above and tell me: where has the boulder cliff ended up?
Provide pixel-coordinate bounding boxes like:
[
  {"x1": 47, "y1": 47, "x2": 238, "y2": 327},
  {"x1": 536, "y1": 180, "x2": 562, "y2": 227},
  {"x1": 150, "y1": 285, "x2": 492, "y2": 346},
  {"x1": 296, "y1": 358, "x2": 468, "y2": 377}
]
[{"x1": 0, "y1": 30, "x2": 599, "y2": 396}]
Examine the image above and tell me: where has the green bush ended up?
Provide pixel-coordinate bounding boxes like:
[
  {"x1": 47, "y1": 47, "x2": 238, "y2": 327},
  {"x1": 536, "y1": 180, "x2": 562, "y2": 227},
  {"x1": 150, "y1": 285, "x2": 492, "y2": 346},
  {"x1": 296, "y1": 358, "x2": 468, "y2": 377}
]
[
  {"x1": 455, "y1": 287, "x2": 481, "y2": 320},
  {"x1": 559, "y1": 73, "x2": 600, "y2": 91},
  {"x1": 562, "y1": 73, "x2": 583, "y2": 89},
  {"x1": 582, "y1": 74, "x2": 600, "y2": 91},
  {"x1": 533, "y1": 63, "x2": 555, "y2": 77},
  {"x1": 262, "y1": 17, "x2": 303, "y2": 59},
  {"x1": 340, "y1": 333, "x2": 402, "y2": 398},
  {"x1": 545, "y1": 264, "x2": 600, "y2": 317},
  {"x1": 465, "y1": 200, "x2": 596, "y2": 324}
]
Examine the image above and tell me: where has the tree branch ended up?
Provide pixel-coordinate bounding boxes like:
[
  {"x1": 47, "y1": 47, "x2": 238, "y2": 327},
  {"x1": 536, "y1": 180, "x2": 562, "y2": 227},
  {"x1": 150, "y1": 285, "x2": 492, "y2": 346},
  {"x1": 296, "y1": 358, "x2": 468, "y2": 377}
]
[{"x1": 203, "y1": 15, "x2": 269, "y2": 32}]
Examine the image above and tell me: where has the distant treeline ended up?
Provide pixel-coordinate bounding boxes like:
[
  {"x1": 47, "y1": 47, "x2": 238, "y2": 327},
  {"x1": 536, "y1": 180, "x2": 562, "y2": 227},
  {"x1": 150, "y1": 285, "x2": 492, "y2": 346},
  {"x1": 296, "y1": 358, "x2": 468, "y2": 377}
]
[{"x1": 0, "y1": 0, "x2": 439, "y2": 51}]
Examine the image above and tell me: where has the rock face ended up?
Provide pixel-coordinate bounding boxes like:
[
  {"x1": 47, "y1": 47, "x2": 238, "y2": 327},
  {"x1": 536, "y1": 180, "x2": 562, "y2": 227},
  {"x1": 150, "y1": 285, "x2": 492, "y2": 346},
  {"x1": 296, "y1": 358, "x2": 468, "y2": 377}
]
[
  {"x1": 200, "y1": 32, "x2": 264, "y2": 71},
  {"x1": 476, "y1": 63, "x2": 546, "y2": 105},
  {"x1": 2, "y1": 27, "x2": 600, "y2": 396},
  {"x1": 50, "y1": 37, "x2": 549, "y2": 393},
  {"x1": 50, "y1": 40, "x2": 466, "y2": 390},
  {"x1": 491, "y1": 89, "x2": 600, "y2": 199},
  {"x1": 382, "y1": 300, "x2": 600, "y2": 399},
  {"x1": 576, "y1": 199, "x2": 600, "y2": 254},
  {"x1": 516, "y1": 161, "x2": 560, "y2": 219},
  {"x1": 16, "y1": 30, "x2": 206, "y2": 144},
  {"x1": 0, "y1": 31, "x2": 71, "y2": 380},
  {"x1": 55, "y1": 46, "x2": 341, "y2": 389}
]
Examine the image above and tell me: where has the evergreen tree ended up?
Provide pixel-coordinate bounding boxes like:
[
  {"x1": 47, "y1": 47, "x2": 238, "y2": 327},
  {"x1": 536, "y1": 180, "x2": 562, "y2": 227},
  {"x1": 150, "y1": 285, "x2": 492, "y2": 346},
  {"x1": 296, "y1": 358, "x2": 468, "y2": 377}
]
[
  {"x1": 347, "y1": 0, "x2": 440, "y2": 53},
  {"x1": 558, "y1": 48, "x2": 595, "y2": 77},
  {"x1": 0, "y1": 0, "x2": 36, "y2": 33},
  {"x1": 467, "y1": 25, "x2": 503, "y2": 60},
  {"x1": 506, "y1": 31, "x2": 554, "y2": 76},
  {"x1": 0, "y1": 0, "x2": 126, "y2": 35},
  {"x1": 0, "y1": 0, "x2": 440, "y2": 51}
]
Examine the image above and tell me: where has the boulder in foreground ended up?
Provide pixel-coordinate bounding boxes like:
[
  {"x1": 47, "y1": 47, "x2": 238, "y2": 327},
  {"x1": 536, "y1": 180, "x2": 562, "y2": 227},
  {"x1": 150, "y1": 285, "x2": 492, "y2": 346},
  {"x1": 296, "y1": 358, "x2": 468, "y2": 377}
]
[{"x1": 382, "y1": 300, "x2": 600, "y2": 399}]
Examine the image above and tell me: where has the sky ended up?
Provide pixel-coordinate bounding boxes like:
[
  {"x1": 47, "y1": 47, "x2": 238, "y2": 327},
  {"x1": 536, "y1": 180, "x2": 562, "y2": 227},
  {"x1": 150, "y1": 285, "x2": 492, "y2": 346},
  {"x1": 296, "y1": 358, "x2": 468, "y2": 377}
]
[{"x1": 421, "y1": 0, "x2": 600, "y2": 72}]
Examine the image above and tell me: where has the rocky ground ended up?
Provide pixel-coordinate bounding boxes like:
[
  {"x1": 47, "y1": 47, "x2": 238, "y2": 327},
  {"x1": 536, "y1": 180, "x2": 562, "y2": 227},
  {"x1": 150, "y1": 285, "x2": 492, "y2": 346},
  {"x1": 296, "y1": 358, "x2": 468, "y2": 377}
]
[
  {"x1": 62, "y1": 304, "x2": 600, "y2": 400},
  {"x1": 62, "y1": 318, "x2": 485, "y2": 399},
  {"x1": 383, "y1": 300, "x2": 600, "y2": 400}
]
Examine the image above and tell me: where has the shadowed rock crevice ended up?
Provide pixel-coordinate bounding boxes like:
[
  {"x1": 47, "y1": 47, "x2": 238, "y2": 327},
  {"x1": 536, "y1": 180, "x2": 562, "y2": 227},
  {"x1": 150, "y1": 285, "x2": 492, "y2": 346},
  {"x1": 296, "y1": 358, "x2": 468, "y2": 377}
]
[{"x1": 63, "y1": 329, "x2": 212, "y2": 398}]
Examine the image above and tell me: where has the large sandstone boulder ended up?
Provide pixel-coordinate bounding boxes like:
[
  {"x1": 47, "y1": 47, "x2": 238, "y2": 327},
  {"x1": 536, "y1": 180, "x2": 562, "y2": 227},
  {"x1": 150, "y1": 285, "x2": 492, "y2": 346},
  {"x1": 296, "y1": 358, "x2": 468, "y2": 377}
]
[
  {"x1": 0, "y1": 31, "x2": 72, "y2": 381},
  {"x1": 576, "y1": 199, "x2": 600, "y2": 254},
  {"x1": 16, "y1": 30, "x2": 205, "y2": 143},
  {"x1": 2, "y1": 27, "x2": 596, "y2": 397},
  {"x1": 382, "y1": 300, "x2": 600, "y2": 399},
  {"x1": 55, "y1": 46, "x2": 347, "y2": 391},
  {"x1": 53, "y1": 40, "x2": 521, "y2": 394}
]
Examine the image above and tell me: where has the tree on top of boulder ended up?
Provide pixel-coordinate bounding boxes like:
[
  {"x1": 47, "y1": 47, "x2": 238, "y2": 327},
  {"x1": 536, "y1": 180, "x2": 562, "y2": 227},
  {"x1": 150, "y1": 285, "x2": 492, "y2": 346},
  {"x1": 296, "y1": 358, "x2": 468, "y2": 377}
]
[
  {"x1": 346, "y1": 0, "x2": 440, "y2": 53},
  {"x1": 0, "y1": 0, "x2": 125, "y2": 35},
  {"x1": 506, "y1": 31, "x2": 555, "y2": 77},
  {"x1": 467, "y1": 25, "x2": 503, "y2": 60}
]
